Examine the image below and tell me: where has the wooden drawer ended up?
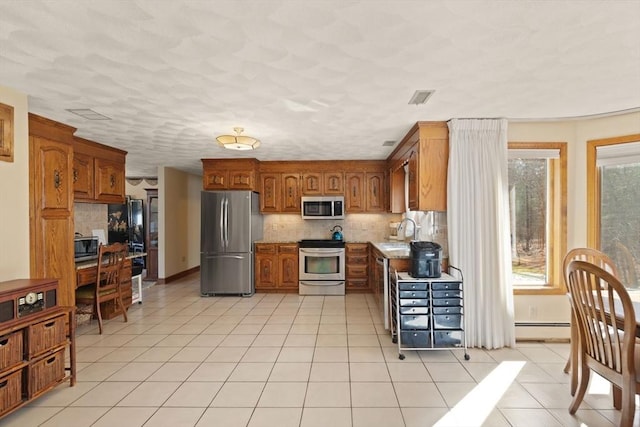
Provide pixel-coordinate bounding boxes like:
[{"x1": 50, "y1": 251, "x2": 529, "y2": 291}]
[
  {"x1": 346, "y1": 244, "x2": 368, "y2": 254},
  {"x1": 0, "y1": 331, "x2": 23, "y2": 371},
  {"x1": 29, "y1": 348, "x2": 65, "y2": 398},
  {"x1": 0, "y1": 369, "x2": 23, "y2": 415},
  {"x1": 346, "y1": 254, "x2": 367, "y2": 265},
  {"x1": 278, "y1": 244, "x2": 298, "y2": 254},
  {"x1": 346, "y1": 278, "x2": 369, "y2": 290},
  {"x1": 346, "y1": 264, "x2": 368, "y2": 278},
  {"x1": 28, "y1": 314, "x2": 66, "y2": 358},
  {"x1": 256, "y1": 244, "x2": 276, "y2": 254}
]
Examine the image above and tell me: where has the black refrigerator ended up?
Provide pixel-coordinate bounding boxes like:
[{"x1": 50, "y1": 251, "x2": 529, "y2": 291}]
[{"x1": 108, "y1": 197, "x2": 145, "y2": 268}]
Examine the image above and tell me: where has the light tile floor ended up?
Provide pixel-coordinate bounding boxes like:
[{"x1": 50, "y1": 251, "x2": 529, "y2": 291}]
[{"x1": 3, "y1": 273, "x2": 637, "y2": 427}]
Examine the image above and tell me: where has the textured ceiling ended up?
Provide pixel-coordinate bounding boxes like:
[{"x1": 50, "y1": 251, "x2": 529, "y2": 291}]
[{"x1": 1, "y1": 0, "x2": 639, "y2": 176}]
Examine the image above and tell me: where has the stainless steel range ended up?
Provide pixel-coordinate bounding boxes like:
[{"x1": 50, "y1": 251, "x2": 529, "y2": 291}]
[{"x1": 298, "y1": 239, "x2": 346, "y2": 295}]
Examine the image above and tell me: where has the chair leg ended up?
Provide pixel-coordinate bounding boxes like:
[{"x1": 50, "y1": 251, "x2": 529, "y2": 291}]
[
  {"x1": 96, "y1": 299, "x2": 104, "y2": 335},
  {"x1": 117, "y1": 292, "x2": 128, "y2": 324},
  {"x1": 619, "y1": 384, "x2": 636, "y2": 427},
  {"x1": 569, "y1": 309, "x2": 579, "y2": 396},
  {"x1": 569, "y1": 360, "x2": 589, "y2": 414},
  {"x1": 612, "y1": 385, "x2": 622, "y2": 410}
]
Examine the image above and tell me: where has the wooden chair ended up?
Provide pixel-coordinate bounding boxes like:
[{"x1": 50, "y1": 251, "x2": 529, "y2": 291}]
[
  {"x1": 566, "y1": 260, "x2": 640, "y2": 426},
  {"x1": 76, "y1": 242, "x2": 129, "y2": 334},
  {"x1": 562, "y1": 248, "x2": 619, "y2": 396}
]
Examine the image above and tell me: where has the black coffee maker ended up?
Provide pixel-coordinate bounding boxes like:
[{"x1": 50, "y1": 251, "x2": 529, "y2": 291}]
[{"x1": 410, "y1": 241, "x2": 443, "y2": 278}]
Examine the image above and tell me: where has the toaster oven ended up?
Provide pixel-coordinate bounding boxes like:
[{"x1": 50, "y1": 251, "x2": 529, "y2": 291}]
[{"x1": 74, "y1": 236, "x2": 100, "y2": 262}]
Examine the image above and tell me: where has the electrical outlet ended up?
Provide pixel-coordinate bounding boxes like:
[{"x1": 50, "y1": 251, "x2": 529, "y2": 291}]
[
  {"x1": 272, "y1": 223, "x2": 278, "y2": 231},
  {"x1": 528, "y1": 306, "x2": 538, "y2": 319}
]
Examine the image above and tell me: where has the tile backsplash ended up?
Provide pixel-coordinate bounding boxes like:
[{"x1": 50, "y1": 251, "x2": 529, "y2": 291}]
[
  {"x1": 262, "y1": 213, "x2": 403, "y2": 242},
  {"x1": 74, "y1": 203, "x2": 107, "y2": 238}
]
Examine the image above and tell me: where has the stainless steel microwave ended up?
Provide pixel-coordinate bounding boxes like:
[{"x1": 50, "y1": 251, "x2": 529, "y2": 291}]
[
  {"x1": 301, "y1": 196, "x2": 345, "y2": 220},
  {"x1": 74, "y1": 236, "x2": 99, "y2": 262}
]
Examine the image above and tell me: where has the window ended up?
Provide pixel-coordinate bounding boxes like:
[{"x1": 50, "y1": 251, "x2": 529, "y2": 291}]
[
  {"x1": 508, "y1": 142, "x2": 567, "y2": 294},
  {"x1": 587, "y1": 135, "x2": 640, "y2": 288}
]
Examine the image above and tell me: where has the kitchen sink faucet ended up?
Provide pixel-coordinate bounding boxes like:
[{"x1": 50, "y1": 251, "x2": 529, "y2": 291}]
[{"x1": 397, "y1": 218, "x2": 418, "y2": 241}]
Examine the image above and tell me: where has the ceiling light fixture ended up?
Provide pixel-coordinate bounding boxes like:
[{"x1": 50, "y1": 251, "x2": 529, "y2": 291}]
[{"x1": 216, "y1": 127, "x2": 261, "y2": 150}]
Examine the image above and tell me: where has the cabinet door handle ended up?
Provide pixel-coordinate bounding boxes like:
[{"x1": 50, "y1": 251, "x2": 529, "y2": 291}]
[
  {"x1": 54, "y1": 169, "x2": 61, "y2": 189},
  {"x1": 110, "y1": 174, "x2": 116, "y2": 188},
  {"x1": 44, "y1": 321, "x2": 56, "y2": 328},
  {"x1": 73, "y1": 168, "x2": 78, "y2": 183},
  {"x1": 0, "y1": 338, "x2": 8, "y2": 346}
]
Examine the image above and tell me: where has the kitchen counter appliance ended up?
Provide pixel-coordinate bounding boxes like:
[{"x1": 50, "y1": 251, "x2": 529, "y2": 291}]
[
  {"x1": 410, "y1": 241, "x2": 442, "y2": 278},
  {"x1": 74, "y1": 236, "x2": 99, "y2": 263},
  {"x1": 200, "y1": 191, "x2": 263, "y2": 296},
  {"x1": 299, "y1": 239, "x2": 345, "y2": 295}
]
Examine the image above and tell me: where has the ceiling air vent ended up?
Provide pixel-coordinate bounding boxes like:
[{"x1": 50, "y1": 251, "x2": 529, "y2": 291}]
[
  {"x1": 66, "y1": 109, "x2": 111, "y2": 120},
  {"x1": 382, "y1": 140, "x2": 396, "y2": 147},
  {"x1": 408, "y1": 90, "x2": 435, "y2": 105}
]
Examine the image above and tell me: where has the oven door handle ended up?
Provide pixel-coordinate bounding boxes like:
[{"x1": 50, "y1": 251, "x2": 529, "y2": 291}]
[
  {"x1": 299, "y1": 248, "x2": 345, "y2": 256},
  {"x1": 299, "y1": 280, "x2": 345, "y2": 286}
]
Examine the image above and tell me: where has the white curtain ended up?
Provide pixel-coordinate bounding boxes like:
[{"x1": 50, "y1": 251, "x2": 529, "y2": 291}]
[{"x1": 447, "y1": 119, "x2": 515, "y2": 349}]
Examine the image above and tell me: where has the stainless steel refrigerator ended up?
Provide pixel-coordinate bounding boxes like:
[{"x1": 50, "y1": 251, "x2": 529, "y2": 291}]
[{"x1": 200, "y1": 191, "x2": 263, "y2": 296}]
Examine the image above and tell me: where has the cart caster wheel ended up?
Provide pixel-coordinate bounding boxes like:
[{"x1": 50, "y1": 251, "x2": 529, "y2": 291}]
[
  {"x1": 392, "y1": 336, "x2": 397, "y2": 344},
  {"x1": 464, "y1": 353, "x2": 470, "y2": 360},
  {"x1": 399, "y1": 354, "x2": 405, "y2": 360}
]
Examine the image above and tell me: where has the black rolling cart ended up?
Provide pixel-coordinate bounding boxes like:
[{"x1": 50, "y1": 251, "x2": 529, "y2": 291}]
[{"x1": 390, "y1": 266, "x2": 469, "y2": 361}]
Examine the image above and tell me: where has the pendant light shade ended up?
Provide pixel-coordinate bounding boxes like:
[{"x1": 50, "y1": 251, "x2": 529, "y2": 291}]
[{"x1": 216, "y1": 127, "x2": 260, "y2": 150}]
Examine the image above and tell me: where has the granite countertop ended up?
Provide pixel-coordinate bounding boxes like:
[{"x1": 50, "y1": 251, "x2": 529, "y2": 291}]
[{"x1": 75, "y1": 252, "x2": 146, "y2": 270}]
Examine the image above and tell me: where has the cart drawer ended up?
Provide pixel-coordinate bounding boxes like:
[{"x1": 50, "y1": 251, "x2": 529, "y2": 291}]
[
  {"x1": 432, "y1": 306, "x2": 463, "y2": 315},
  {"x1": 432, "y1": 290, "x2": 462, "y2": 299},
  {"x1": 400, "y1": 331, "x2": 432, "y2": 348},
  {"x1": 399, "y1": 290, "x2": 428, "y2": 299},
  {"x1": 433, "y1": 330, "x2": 464, "y2": 347},
  {"x1": 398, "y1": 282, "x2": 428, "y2": 291},
  {"x1": 400, "y1": 315, "x2": 430, "y2": 330},
  {"x1": 399, "y1": 298, "x2": 429, "y2": 307},
  {"x1": 433, "y1": 314, "x2": 463, "y2": 329},
  {"x1": 431, "y1": 282, "x2": 462, "y2": 291},
  {"x1": 0, "y1": 331, "x2": 23, "y2": 371},
  {"x1": 400, "y1": 306, "x2": 429, "y2": 315},
  {"x1": 0, "y1": 369, "x2": 23, "y2": 415},
  {"x1": 431, "y1": 298, "x2": 462, "y2": 307}
]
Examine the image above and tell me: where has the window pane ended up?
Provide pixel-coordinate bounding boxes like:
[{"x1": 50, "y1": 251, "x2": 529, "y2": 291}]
[
  {"x1": 508, "y1": 158, "x2": 547, "y2": 285},
  {"x1": 600, "y1": 163, "x2": 640, "y2": 288}
]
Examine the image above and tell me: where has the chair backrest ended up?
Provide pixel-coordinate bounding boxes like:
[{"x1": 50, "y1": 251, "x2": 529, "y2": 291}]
[
  {"x1": 566, "y1": 260, "x2": 636, "y2": 378},
  {"x1": 96, "y1": 242, "x2": 127, "y2": 294},
  {"x1": 563, "y1": 248, "x2": 619, "y2": 290}
]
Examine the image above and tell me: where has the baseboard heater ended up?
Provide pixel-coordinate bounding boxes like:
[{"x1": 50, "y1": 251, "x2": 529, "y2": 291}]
[{"x1": 515, "y1": 322, "x2": 570, "y2": 327}]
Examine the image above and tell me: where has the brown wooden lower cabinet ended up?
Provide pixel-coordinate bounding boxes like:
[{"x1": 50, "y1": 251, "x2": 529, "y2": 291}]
[
  {"x1": 255, "y1": 243, "x2": 299, "y2": 292},
  {"x1": 346, "y1": 243, "x2": 370, "y2": 292}
]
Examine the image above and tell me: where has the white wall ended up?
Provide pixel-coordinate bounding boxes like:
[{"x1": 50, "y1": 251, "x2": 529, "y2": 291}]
[
  {"x1": 508, "y1": 112, "x2": 640, "y2": 339},
  {"x1": 158, "y1": 166, "x2": 201, "y2": 280},
  {"x1": 0, "y1": 86, "x2": 30, "y2": 280}
]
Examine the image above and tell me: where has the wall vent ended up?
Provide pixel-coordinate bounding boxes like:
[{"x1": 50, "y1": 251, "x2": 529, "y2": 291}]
[
  {"x1": 408, "y1": 90, "x2": 435, "y2": 105},
  {"x1": 382, "y1": 140, "x2": 396, "y2": 147}
]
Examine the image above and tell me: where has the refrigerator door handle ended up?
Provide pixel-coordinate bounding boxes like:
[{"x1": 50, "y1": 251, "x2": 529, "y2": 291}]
[
  {"x1": 205, "y1": 254, "x2": 247, "y2": 260},
  {"x1": 219, "y1": 197, "x2": 225, "y2": 249},
  {"x1": 224, "y1": 196, "x2": 229, "y2": 248}
]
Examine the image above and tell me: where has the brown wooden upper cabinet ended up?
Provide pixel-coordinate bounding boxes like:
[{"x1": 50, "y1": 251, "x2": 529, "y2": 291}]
[
  {"x1": 301, "y1": 171, "x2": 344, "y2": 195},
  {"x1": 73, "y1": 136, "x2": 126, "y2": 204},
  {"x1": 202, "y1": 158, "x2": 258, "y2": 191},
  {"x1": 387, "y1": 121, "x2": 449, "y2": 213},
  {"x1": 345, "y1": 171, "x2": 386, "y2": 213}
]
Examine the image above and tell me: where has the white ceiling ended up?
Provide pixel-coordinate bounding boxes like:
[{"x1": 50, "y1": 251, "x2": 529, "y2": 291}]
[{"x1": 1, "y1": 1, "x2": 639, "y2": 176}]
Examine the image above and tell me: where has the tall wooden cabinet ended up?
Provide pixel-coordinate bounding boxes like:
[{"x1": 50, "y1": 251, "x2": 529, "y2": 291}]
[
  {"x1": 28, "y1": 114, "x2": 76, "y2": 308},
  {"x1": 388, "y1": 122, "x2": 449, "y2": 213},
  {"x1": 145, "y1": 189, "x2": 159, "y2": 281}
]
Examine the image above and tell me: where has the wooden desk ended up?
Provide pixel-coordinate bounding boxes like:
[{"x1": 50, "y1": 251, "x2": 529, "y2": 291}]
[{"x1": 75, "y1": 252, "x2": 145, "y2": 319}]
